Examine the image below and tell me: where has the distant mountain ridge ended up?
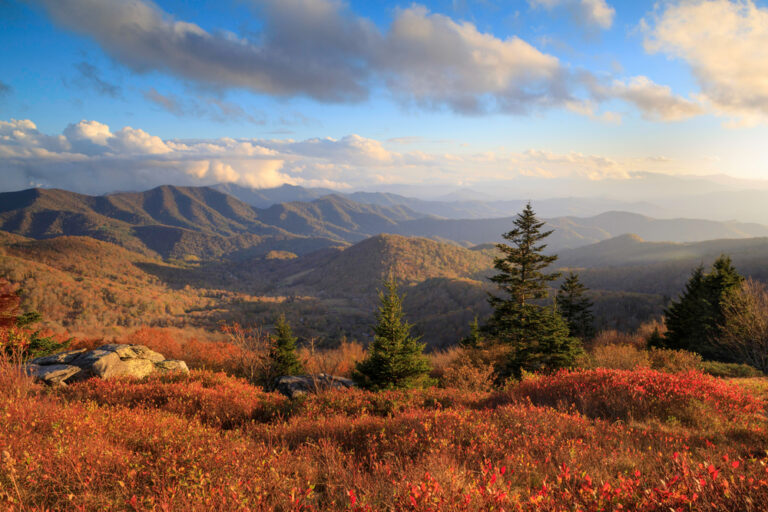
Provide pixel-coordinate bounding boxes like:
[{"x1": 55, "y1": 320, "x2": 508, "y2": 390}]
[
  {"x1": 2, "y1": 185, "x2": 768, "y2": 260},
  {"x1": 214, "y1": 183, "x2": 670, "y2": 220}
]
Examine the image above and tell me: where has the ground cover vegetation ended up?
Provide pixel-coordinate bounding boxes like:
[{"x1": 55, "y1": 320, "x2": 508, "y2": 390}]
[{"x1": 1, "y1": 203, "x2": 768, "y2": 510}]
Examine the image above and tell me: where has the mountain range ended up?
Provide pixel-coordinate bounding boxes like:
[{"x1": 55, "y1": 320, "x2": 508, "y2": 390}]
[{"x1": 3, "y1": 185, "x2": 768, "y2": 261}]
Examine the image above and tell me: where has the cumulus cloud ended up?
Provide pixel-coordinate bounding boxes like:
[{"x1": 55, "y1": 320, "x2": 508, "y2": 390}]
[
  {"x1": 32, "y1": 0, "x2": 644, "y2": 117},
  {"x1": 644, "y1": 0, "x2": 768, "y2": 125},
  {"x1": 601, "y1": 76, "x2": 703, "y2": 121},
  {"x1": 377, "y1": 6, "x2": 570, "y2": 114},
  {"x1": 530, "y1": 0, "x2": 615, "y2": 29},
  {"x1": 33, "y1": 0, "x2": 376, "y2": 102},
  {"x1": 1, "y1": 117, "x2": 692, "y2": 195},
  {"x1": 0, "y1": 119, "x2": 289, "y2": 193}
]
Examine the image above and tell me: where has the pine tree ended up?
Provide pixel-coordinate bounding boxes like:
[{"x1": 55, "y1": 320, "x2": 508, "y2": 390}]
[
  {"x1": 269, "y1": 314, "x2": 304, "y2": 378},
  {"x1": 459, "y1": 316, "x2": 483, "y2": 348},
  {"x1": 484, "y1": 203, "x2": 582, "y2": 377},
  {"x1": 662, "y1": 256, "x2": 743, "y2": 360},
  {"x1": 557, "y1": 272, "x2": 595, "y2": 340},
  {"x1": 353, "y1": 277, "x2": 431, "y2": 391}
]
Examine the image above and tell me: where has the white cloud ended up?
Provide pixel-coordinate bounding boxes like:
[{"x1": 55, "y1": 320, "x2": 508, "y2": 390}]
[
  {"x1": 644, "y1": 0, "x2": 768, "y2": 125},
  {"x1": 530, "y1": 0, "x2": 615, "y2": 29},
  {"x1": 515, "y1": 149, "x2": 630, "y2": 180},
  {"x1": 605, "y1": 76, "x2": 703, "y2": 121},
  {"x1": 377, "y1": 6, "x2": 569, "y2": 114},
  {"x1": 1, "y1": 118, "x2": 711, "y2": 194}
]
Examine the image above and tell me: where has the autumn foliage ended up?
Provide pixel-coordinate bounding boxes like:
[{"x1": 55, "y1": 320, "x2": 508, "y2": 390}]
[{"x1": 1, "y1": 364, "x2": 767, "y2": 511}]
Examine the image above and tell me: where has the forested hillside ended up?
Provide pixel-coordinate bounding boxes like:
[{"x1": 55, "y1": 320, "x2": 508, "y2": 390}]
[{"x1": 3, "y1": 186, "x2": 768, "y2": 262}]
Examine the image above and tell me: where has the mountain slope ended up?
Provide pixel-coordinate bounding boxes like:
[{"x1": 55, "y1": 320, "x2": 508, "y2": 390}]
[
  {"x1": 0, "y1": 187, "x2": 357, "y2": 259},
  {"x1": 288, "y1": 233, "x2": 493, "y2": 296},
  {"x1": 255, "y1": 195, "x2": 424, "y2": 242},
  {"x1": 4, "y1": 186, "x2": 768, "y2": 260}
]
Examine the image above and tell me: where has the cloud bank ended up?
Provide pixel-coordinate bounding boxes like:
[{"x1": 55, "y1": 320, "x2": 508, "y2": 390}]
[
  {"x1": 32, "y1": 0, "x2": 693, "y2": 120},
  {"x1": 1, "y1": 118, "x2": 697, "y2": 195}
]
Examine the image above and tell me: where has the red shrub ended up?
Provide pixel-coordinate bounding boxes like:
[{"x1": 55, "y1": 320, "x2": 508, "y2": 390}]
[{"x1": 498, "y1": 368, "x2": 764, "y2": 426}]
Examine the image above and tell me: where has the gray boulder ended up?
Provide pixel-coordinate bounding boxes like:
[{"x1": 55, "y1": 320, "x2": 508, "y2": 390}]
[
  {"x1": 26, "y1": 364, "x2": 81, "y2": 385},
  {"x1": 26, "y1": 343, "x2": 189, "y2": 385},
  {"x1": 276, "y1": 374, "x2": 356, "y2": 399}
]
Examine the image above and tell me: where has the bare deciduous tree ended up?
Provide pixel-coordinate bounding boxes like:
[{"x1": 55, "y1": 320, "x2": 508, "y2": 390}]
[{"x1": 715, "y1": 279, "x2": 768, "y2": 373}]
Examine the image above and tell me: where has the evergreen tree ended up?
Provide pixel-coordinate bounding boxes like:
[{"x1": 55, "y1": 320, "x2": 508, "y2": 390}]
[
  {"x1": 0, "y1": 279, "x2": 68, "y2": 360},
  {"x1": 353, "y1": 277, "x2": 431, "y2": 391},
  {"x1": 459, "y1": 316, "x2": 483, "y2": 348},
  {"x1": 484, "y1": 203, "x2": 582, "y2": 377},
  {"x1": 557, "y1": 272, "x2": 595, "y2": 340},
  {"x1": 662, "y1": 256, "x2": 743, "y2": 360},
  {"x1": 269, "y1": 314, "x2": 304, "y2": 378}
]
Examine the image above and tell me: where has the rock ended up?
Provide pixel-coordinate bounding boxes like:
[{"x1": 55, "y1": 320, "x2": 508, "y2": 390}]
[
  {"x1": 29, "y1": 349, "x2": 87, "y2": 366},
  {"x1": 69, "y1": 349, "x2": 122, "y2": 379},
  {"x1": 276, "y1": 374, "x2": 356, "y2": 399},
  {"x1": 154, "y1": 360, "x2": 189, "y2": 374},
  {"x1": 25, "y1": 363, "x2": 81, "y2": 385},
  {"x1": 103, "y1": 358, "x2": 156, "y2": 380},
  {"x1": 25, "y1": 344, "x2": 189, "y2": 385},
  {"x1": 97, "y1": 344, "x2": 165, "y2": 363}
]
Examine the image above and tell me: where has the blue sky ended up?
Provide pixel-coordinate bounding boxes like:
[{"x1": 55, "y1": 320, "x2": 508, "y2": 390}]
[{"x1": 2, "y1": 0, "x2": 768, "y2": 194}]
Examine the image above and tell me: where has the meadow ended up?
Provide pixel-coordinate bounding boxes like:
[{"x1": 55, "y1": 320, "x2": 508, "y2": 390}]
[{"x1": 2, "y1": 353, "x2": 767, "y2": 511}]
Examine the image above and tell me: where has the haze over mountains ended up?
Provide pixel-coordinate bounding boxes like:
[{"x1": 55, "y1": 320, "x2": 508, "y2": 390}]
[
  {"x1": 3, "y1": 184, "x2": 768, "y2": 261},
  {"x1": 215, "y1": 172, "x2": 768, "y2": 224}
]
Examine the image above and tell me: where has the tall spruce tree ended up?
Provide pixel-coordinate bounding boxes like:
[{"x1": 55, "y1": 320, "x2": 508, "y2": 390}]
[
  {"x1": 485, "y1": 203, "x2": 582, "y2": 377},
  {"x1": 353, "y1": 276, "x2": 431, "y2": 391},
  {"x1": 557, "y1": 273, "x2": 596, "y2": 340},
  {"x1": 269, "y1": 314, "x2": 304, "y2": 378},
  {"x1": 662, "y1": 255, "x2": 743, "y2": 360}
]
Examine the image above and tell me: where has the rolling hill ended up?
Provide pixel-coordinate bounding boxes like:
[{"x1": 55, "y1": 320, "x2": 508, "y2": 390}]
[
  {"x1": 4, "y1": 186, "x2": 768, "y2": 262},
  {"x1": 286, "y1": 233, "x2": 493, "y2": 296}
]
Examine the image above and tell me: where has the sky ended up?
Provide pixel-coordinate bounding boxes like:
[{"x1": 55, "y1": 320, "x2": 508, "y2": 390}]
[{"x1": 2, "y1": 0, "x2": 768, "y2": 195}]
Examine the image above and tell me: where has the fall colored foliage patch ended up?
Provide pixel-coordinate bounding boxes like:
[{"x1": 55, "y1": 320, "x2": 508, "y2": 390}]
[{"x1": 1, "y1": 365, "x2": 767, "y2": 511}]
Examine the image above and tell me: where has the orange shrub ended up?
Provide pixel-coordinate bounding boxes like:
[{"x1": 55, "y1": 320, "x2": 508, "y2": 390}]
[
  {"x1": 119, "y1": 327, "x2": 183, "y2": 360},
  {"x1": 589, "y1": 329, "x2": 645, "y2": 349},
  {"x1": 648, "y1": 347, "x2": 702, "y2": 373},
  {"x1": 300, "y1": 339, "x2": 366, "y2": 378},
  {"x1": 578, "y1": 343, "x2": 650, "y2": 370},
  {"x1": 500, "y1": 368, "x2": 764, "y2": 427}
]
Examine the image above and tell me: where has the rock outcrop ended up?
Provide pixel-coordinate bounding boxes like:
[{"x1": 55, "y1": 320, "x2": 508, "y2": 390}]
[
  {"x1": 276, "y1": 374, "x2": 356, "y2": 399},
  {"x1": 26, "y1": 344, "x2": 189, "y2": 385}
]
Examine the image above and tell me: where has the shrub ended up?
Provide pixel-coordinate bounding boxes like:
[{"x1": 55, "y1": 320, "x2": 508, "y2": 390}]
[
  {"x1": 439, "y1": 351, "x2": 496, "y2": 392},
  {"x1": 648, "y1": 347, "x2": 702, "y2": 373},
  {"x1": 700, "y1": 361, "x2": 764, "y2": 378},
  {"x1": 300, "y1": 339, "x2": 366, "y2": 378},
  {"x1": 120, "y1": 327, "x2": 183, "y2": 359},
  {"x1": 58, "y1": 370, "x2": 292, "y2": 427},
  {"x1": 499, "y1": 368, "x2": 764, "y2": 427},
  {"x1": 589, "y1": 329, "x2": 645, "y2": 349},
  {"x1": 578, "y1": 343, "x2": 650, "y2": 370},
  {"x1": 220, "y1": 322, "x2": 277, "y2": 386}
]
